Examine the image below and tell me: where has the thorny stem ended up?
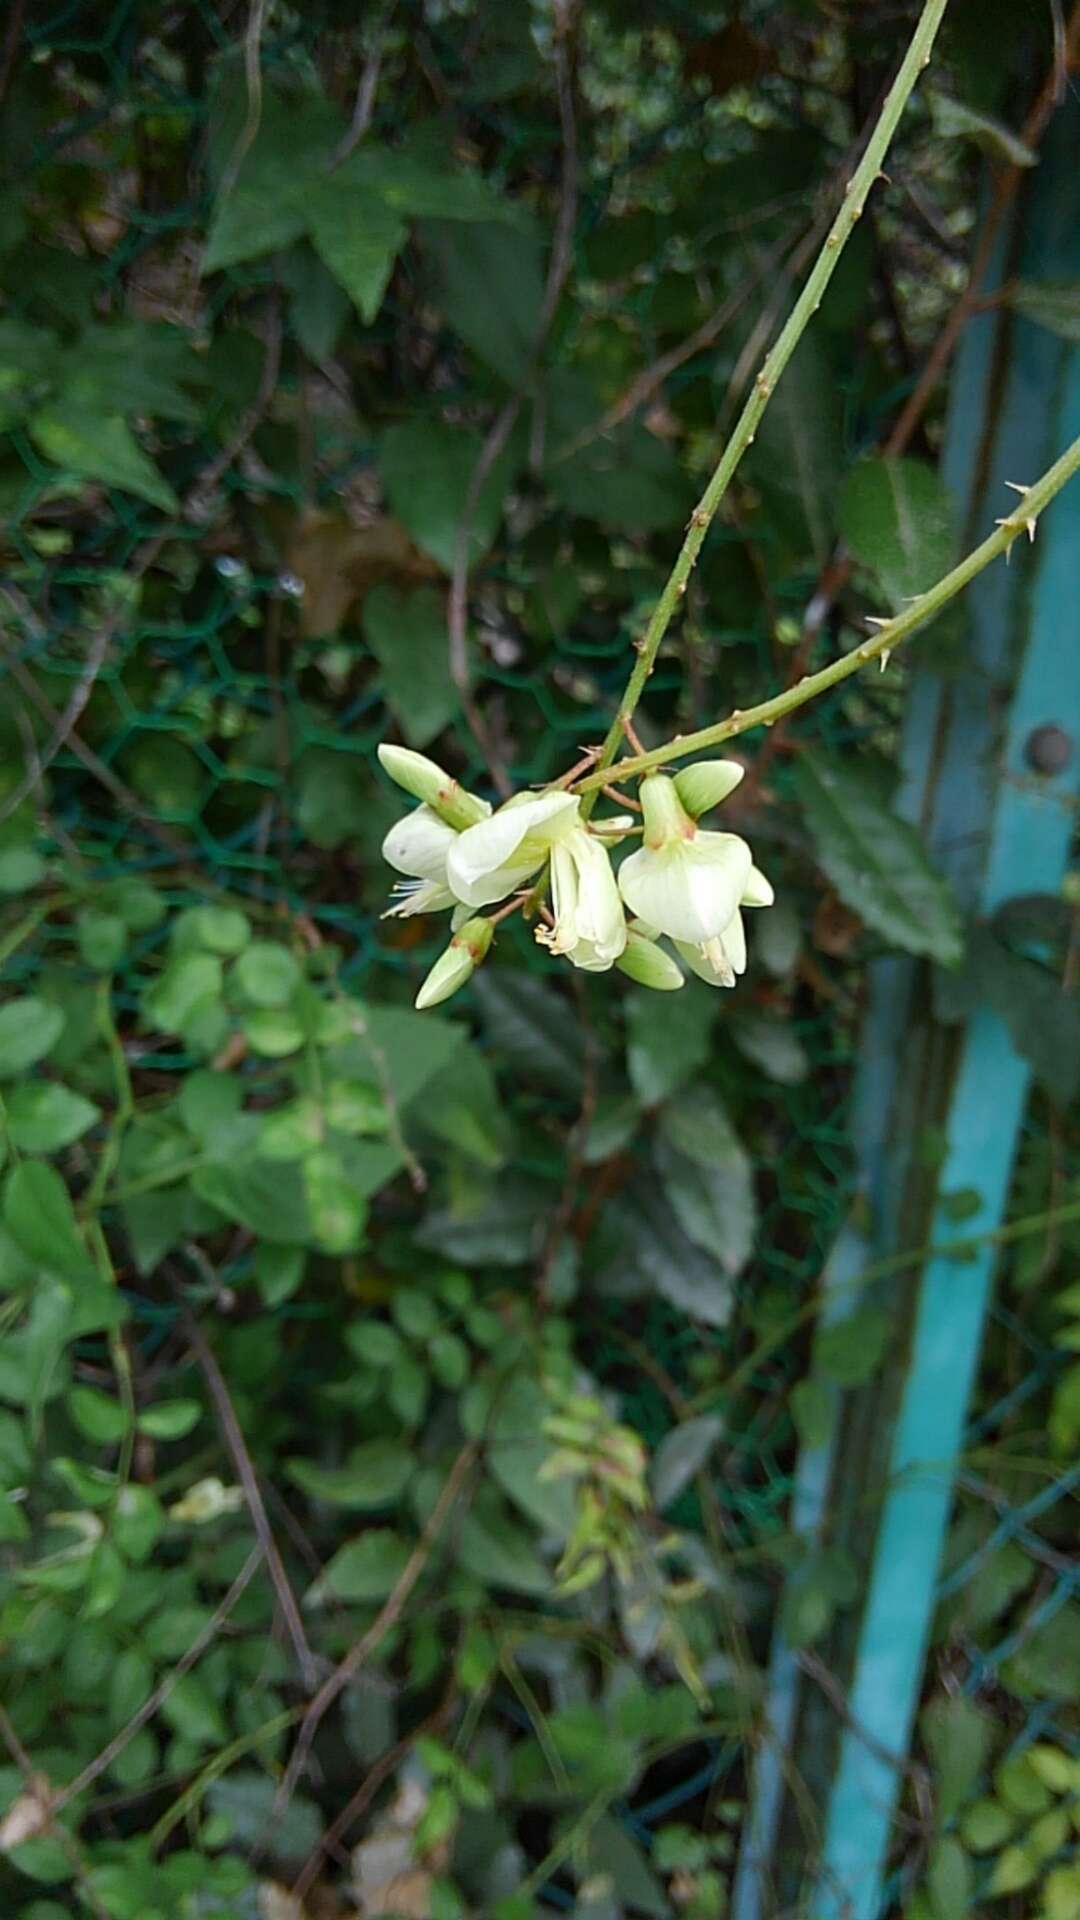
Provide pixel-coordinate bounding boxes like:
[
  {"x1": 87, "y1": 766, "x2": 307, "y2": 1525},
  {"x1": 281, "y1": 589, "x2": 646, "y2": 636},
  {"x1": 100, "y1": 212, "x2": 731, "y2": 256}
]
[
  {"x1": 577, "y1": 433, "x2": 1080, "y2": 792},
  {"x1": 581, "y1": 0, "x2": 950, "y2": 814}
]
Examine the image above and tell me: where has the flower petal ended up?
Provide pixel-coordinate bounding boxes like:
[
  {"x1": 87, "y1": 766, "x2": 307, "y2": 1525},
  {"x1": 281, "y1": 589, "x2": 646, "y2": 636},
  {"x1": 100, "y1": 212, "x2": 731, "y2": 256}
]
[
  {"x1": 675, "y1": 938, "x2": 737, "y2": 989},
  {"x1": 742, "y1": 864, "x2": 775, "y2": 908},
  {"x1": 618, "y1": 832, "x2": 750, "y2": 944},
  {"x1": 382, "y1": 806, "x2": 457, "y2": 883},
  {"x1": 447, "y1": 790, "x2": 580, "y2": 907}
]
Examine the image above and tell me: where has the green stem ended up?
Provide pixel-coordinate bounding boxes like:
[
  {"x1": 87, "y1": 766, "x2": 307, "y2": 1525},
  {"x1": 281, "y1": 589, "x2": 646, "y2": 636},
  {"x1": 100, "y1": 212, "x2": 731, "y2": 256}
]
[
  {"x1": 579, "y1": 431, "x2": 1080, "y2": 792},
  {"x1": 582, "y1": 0, "x2": 950, "y2": 811}
]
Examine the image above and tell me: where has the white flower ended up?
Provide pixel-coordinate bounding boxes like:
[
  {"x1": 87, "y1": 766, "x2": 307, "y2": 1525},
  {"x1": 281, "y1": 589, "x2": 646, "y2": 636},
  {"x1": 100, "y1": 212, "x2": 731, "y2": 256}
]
[
  {"x1": 381, "y1": 806, "x2": 459, "y2": 918},
  {"x1": 673, "y1": 865, "x2": 775, "y2": 988},
  {"x1": 617, "y1": 774, "x2": 752, "y2": 946},
  {"x1": 616, "y1": 928, "x2": 685, "y2": 991},
  {"x1": 447, "y1": 789, "x2": 581, "y2": 909},
  {"x1": 536, "y1": 828, "x2": 627, "y2": 972}
]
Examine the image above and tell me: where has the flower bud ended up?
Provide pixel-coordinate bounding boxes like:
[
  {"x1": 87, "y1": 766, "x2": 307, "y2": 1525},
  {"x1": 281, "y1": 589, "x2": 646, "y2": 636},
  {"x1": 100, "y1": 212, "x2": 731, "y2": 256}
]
[
  {"x1": 377, "y1": 744, "x2": 489, "y2": 830},
  {"x1": 615, "y1": 930, "x2": 685, "y2": 991},
  {"x1": 639, "y1": 773, "x2": 695, "y2": 847},
  {"x1": 674, "y1": 758, "x2": 745, "y2": 818},
  {"x1": 414, "y1": 916, "x2": 493, "y2": 1010}
]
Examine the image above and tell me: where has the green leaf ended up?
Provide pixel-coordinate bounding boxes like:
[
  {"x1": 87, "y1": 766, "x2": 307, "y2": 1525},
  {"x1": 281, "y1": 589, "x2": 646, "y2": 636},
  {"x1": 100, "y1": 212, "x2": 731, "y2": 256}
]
[
  {"x1": 144, "y1": 954, "x2": 224, "y2": 1035},
  {"x1": 232, "y1": 940, "x2": 302, "y2": 1008},
  {"x1": 1005, "y1": 280, "x2": 1080, "y2": 343},
  {"x1": 839, "y1": 456, "x2": 956, "y2": 612},
  {"x1": 650, "y1": 1415, "x2": 725, "y2": 1511},
  {"x1": 657, "y1": 1085, "x2": 756, "y2": 1273},
  {"x1": 935, "y1": 927, "x2": 1080, "y2": 1106},
  {"x1": 626, "y1": 986, "x2": 715, "y2": 1104},
  {"x1": 307, "y1": 180, "x2": 407, "y2": 325},
  {"x1": 207, "y1": 1771, "x2": 323, "y2": 1863},
  {"x1": 921, "y1": 1695, "x2": 992, "y2": 1826},
  {"x1": 161, "y1": 1671, "x2": 228, "y2": 1748},
  {"x1": 76, "y1": 908, "x2": 127, "y2": 972},
  {"x1": 68, "y1": 1385, "x2": 130, "y2": 1445},
  {"x1": 930, "y1": 93, "x2": 1036, "y2": 169},
  {"x1": 926, "y1": 1836, "x2": 972, "y2": 1920},
  {"x1": 478, "y1": 1375, "x2": 575, "y2": 1537},
  {"x1": 0, "y1": 996, "x2": 64, "y2": 1077},
  {"x1": 816, "y1": 1307, "x2": 890, "y2": 1387},
  {"x1": 29, "y1": 407, "x2": 178, "y2": 512},
  {"x1": 958, "y1": 1796, "x2": 1015, "y2": 1852},
  {"x1": 729, "y1": 1012, "x2": 810, "y2": 1086},
  {"x1": 471, "y1": 972, "x2": 583, "y2": 1092},
  {"x1": 598, "y1": 1187, "x2": 734, "y2": 1328},
  {"x1": 793, "y1": 753, "x2": 963, "y2": 965},
  {"x1": 279, "y1": 243, "x2": 351, "y2": 358},
  {"x1": 307, "y1": 1528, "x2": 412, "y2": 1606},
  {"x1": 202, "y1": 94, "x2": 342, "y2": 271},
  {"x1": 363, "y1": 583, "x2": 460, "y2": 748},
  {"x1": 3, "y1": 1160, "x2": 95, "y2": 1282},
  {"x1": 428, "y1": 218, "x2": 545, "y2": 385},
  {"x1": 5, "y1": 1083, "x2": 100, "y2": 1153},
  {"x1": 380, "y1": 417, "x2": 520, "y2": 573},
  {"x1": 287, "y1": 1438, "x2": 413, "y2": 1509},
  {"x1": 458, "y1": 1494, "x2": 551, "y2": 1596},
  {"x1": 193, "y1": 1158, "x2": 311, "y2": 1245},
  {"x1": 137, "y1": 1399, "x2": 202, "y2": 1441},
  {"x1": 302, "y1": 1145, "x2": 367, "y2": 1253}
]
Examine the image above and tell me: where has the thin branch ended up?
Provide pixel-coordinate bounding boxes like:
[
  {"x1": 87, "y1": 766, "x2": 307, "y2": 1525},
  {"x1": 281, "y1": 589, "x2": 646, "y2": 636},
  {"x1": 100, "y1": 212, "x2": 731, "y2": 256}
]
[
  {"x1": 579, "y1": 0, "x2": 951, "y2": 812},
  {"x1": 575, "y1": 433, "x2": 1080, "y2": 788},
  {"x1": 54, "y1": 1546, "x2": 262, "y2": 1811},
  {"x1": 213, "y1": 0, "x2": 269, "y2": 211},
  {"x1": 181, "y1": 1306, "x2": 321, "y2": 1691},
  {"x1": 274, "y1": 1441, "x2": 478, "y2": 1816},
  {"x1": 291, "y1": 1694, "x2": 456, "y2": 1900},
  {"x1": 330, "y1": 21, "x2": 389, "y2": 171}
]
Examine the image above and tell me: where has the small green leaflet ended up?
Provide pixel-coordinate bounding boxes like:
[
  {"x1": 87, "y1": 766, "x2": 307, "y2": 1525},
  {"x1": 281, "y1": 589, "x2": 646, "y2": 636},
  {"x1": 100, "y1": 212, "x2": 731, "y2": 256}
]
[
  {"x1": 839, "y1": 456, "x2": 956, "y2": 612},
  {"x1": 793, "y1": 752, "x2": 963, "y2": 966}
]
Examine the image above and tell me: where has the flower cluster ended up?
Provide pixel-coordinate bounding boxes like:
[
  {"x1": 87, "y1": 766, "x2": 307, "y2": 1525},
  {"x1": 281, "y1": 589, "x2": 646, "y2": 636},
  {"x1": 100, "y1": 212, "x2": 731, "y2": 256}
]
[{"x1": 378, "y1": 744, "x2": 773, "y2": 1009}]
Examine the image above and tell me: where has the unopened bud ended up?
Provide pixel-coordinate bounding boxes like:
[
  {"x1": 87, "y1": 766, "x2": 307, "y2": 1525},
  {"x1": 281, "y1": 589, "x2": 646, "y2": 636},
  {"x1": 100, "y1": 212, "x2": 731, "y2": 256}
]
[
  {"x1": 377, "y1": 744, "x2": 489, "y2": 830},
  {"x1": 615, "y1": 930, "x2": 685, "y2": 991},
  {"x1": 639, "y1": 773, "x2": 695, "y2": 847},
  {"x1": 414, "y1": 916, "x2": 493, "y2": 1011},
  {"x1": 674, "y1": 758, "x2": 745, "y2": 817}
]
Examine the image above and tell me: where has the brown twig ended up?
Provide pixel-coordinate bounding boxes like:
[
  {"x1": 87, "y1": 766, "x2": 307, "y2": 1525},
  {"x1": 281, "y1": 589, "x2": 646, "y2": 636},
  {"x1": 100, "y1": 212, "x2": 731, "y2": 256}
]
[
  {"x1": 53, "y1": 1546, "x2": 263, "y2": 1811},
  {"x1": 290, "y1": 1694, "x2": 457, "y2": 1900},
  {"x1": 181, "y1": 1305, "x2": 321, "y2": 1691},
  {"x1": 213, "y1": 0, "x2": 269, "y2": 212},
  {"x1": 330, "y1": 20, "x2": 389, "y2": 171},
  {"x1": 274, "y1": 1442, "x2": 478, "y2": 1816}
]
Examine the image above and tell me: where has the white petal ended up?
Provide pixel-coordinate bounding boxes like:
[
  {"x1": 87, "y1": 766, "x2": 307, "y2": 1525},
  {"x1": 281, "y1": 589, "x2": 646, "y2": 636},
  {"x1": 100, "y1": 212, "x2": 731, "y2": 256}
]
[
  {"x1": 447, "y1": 789, "x2": 579, "y2": 907},
  {"x1": 675, "y1": 938, "x2": 737, "y2": 989},
  {"x1": 618, "y1": 832, "x2": 750, "y2": 944},
  {"x1": 742, "y1": 864, "x2": 775, "y2": 908},
  {"x1": 382, "y1": 806, "x2": 456, "y2": 882},
  {"x1": 571, "y1": 832, "x2": 626, "y2": 962},
  {"x1": 720, "y1": 908, "x2": 747, "y2": 974}
]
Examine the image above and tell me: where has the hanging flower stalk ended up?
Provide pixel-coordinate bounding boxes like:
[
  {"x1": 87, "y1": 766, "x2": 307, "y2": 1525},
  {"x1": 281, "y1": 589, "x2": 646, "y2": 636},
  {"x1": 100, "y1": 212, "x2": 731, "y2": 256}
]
[{"x1": 378, "y1": 744, "x2": 773, "y2": 1009}]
